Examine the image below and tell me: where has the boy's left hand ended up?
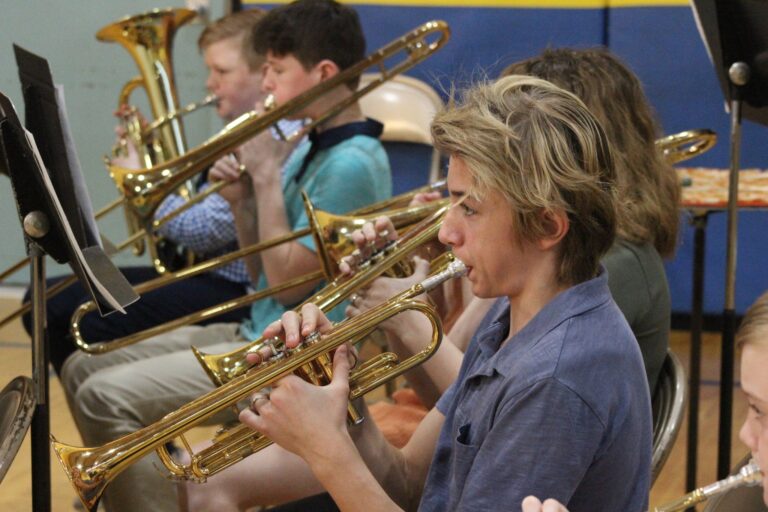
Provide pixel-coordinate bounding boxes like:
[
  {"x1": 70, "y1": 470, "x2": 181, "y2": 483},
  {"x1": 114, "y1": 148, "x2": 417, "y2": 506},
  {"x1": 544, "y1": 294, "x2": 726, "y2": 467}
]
[{"x1": 239, "y1": 343, "x2": 353, "y2": 462}]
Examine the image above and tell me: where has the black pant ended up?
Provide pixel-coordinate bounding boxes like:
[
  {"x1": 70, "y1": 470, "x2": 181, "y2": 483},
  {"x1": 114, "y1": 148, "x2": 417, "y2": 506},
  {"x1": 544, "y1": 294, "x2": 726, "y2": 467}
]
[
  {"x1": 22, "y1": 266, "x2": 250, "y2": 375},
  {"x1": 268, "y1": 493, "x2": 339, "y2": 512}
]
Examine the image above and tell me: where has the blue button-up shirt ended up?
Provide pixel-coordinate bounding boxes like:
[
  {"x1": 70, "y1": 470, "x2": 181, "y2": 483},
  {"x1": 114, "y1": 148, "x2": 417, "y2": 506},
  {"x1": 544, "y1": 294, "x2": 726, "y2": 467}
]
[{"x1": 420, "y1": 269, "x2": 652, "y2": 512}]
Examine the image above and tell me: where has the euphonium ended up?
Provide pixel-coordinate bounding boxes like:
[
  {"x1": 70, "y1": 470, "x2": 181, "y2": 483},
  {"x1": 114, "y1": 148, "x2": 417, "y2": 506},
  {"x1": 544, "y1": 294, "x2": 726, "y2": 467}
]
[
  {"x1": 657, "y1": 128, "x2": 717, "y2": 164},
  {"x1": 106, "y1": 20, "x2": 449, "y2": 261},
  {"x1": 194, "y1": 202, "x2": 449, "y2": 386},
  {"x1": 98, "y1": 8, "x2": 202, "y2": 266},
  {"x1": 651, "y1": 459, "x2": 763, "y2": 511},
  {"x1": 52, "y1": 258, "x2": 467, "y2": 512},
  {"x1": 99, "y1": 7, "x2": 198, "y2": 162}
]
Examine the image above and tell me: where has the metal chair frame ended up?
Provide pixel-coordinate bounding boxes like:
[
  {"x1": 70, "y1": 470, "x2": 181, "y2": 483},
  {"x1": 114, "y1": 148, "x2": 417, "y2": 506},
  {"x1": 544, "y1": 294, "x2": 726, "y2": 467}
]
[{"x1": 651, "y1": 350, "x2": 688, "y2": 483}]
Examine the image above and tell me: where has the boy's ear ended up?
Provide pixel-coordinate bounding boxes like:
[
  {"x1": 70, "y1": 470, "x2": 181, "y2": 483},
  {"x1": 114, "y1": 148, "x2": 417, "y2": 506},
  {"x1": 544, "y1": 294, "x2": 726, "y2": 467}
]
[
  {"x1": 315, "y1": 59, "x2": 340, "y2": 81},
  {"x1": 537, "y1": 208, "x2": 569, "y2": 251}
]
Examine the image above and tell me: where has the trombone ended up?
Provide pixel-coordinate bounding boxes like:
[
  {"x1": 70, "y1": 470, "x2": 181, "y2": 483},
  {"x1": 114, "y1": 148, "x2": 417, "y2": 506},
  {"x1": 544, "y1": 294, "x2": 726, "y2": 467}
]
[
  {"x1": 651, "y1": 459, "x2": 762, "y2": 511},
  {"x1": 70, "y1": 195, "x2": 448, "y2": 354},
  {"x1": 656, "y1": 128, "x2": 717, "y2": 164},
  {"x1": 52, "y1": 257, "x2": 468, "y2": 512},
  {"x1": 107, "y1": 20, "x2": 450, "y2": 270},
  {"x1": 193, "y1": 202, "x2": 449, "y2": 386}
]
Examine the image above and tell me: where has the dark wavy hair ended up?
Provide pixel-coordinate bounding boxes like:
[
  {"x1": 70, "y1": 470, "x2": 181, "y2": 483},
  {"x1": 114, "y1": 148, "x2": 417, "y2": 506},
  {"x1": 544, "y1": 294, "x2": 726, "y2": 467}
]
[{"x1": 502, "y1": 48, "x2": 680, "y2": 257}]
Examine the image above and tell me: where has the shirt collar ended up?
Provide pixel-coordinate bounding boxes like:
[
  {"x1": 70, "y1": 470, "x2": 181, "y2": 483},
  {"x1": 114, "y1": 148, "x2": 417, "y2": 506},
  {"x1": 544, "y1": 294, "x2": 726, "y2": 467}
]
[
  {"x1": 473, "y1": 266, "x2": 613, "y2": 378},
  {"x1": 294, "y1": 117, "x2": 383, "y2": 183}
]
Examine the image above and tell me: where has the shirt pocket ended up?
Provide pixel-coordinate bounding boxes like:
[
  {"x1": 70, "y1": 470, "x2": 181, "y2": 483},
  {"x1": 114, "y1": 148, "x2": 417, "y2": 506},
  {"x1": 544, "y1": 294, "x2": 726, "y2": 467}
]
[{"x1": 449, "y1": 410, "x2": 480, "y2": 497}]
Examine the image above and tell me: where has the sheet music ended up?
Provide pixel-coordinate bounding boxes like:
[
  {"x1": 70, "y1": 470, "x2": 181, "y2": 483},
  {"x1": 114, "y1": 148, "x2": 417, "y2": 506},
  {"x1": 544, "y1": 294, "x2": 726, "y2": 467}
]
[
  {"x1": 690, "y1": 1, "x2": 714, "y2": 66},
  {"x1": 22, "y1": 127, "x2": 127, "y2": 313},
  {"x1": 54, "y1": 85, "x2": 100, "y2": 246}
]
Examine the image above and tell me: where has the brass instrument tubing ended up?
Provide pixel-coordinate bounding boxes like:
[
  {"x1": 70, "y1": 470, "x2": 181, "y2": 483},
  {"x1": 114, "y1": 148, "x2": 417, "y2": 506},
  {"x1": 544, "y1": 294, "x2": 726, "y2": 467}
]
[
  {"x1": 72, "y1": 269, "x2": 325, "y2": 354},
  {"x1": 52, "y1": 259, "x2": 465, "y2": 510},
  {"x1": 651, "y1": 460, "x2": 762, "y2": 512}
]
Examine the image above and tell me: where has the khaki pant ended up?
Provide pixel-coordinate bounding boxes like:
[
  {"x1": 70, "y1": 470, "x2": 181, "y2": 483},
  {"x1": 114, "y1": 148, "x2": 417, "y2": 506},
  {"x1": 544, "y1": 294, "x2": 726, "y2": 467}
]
[{"x1": 62, "y1": 323, "x2": 243, "y2": 512}]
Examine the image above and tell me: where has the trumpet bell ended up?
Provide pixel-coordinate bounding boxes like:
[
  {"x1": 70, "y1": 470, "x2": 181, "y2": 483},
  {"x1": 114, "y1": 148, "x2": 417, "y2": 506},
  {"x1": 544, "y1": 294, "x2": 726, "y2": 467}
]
[{"x1": 54, "y1": 257, "x2": 466, "y2": 509}]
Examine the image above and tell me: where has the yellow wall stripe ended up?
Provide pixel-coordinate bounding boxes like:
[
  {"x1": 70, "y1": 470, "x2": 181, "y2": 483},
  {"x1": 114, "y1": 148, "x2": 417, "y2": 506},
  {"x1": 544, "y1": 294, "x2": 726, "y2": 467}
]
[{"x1": 243, "y1": 0, "x2": 689, "y2": 7}]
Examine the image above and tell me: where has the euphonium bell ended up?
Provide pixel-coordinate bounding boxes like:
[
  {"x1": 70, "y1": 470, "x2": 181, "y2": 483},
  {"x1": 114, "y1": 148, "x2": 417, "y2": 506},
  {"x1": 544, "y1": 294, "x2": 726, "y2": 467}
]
[
  {"x1": 52, "y1": 258, "x2": 467, "y2": 511},
  {"x1": 99, "y1": 7, "x2": 198, "y2": 163}
]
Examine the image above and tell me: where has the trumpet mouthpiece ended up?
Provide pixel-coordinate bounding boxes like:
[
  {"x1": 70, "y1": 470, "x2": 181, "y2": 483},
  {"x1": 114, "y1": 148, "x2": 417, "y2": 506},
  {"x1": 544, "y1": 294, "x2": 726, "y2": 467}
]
[
  {"x1": 446, "y1": 258, "x2": 467, "y2": 277},
  {"x1": 421, "y1": 257, "x2": 466, "y2": 292},
  {"x1": 264, "y1": 94, "x2": 277, "y2": 111}
]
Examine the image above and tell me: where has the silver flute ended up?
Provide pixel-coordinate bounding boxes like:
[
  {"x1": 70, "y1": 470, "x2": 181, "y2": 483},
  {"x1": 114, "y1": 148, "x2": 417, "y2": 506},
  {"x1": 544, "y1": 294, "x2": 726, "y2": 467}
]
[{"x1": 651, "y1": 459, "x2": 763, "y2": 512}]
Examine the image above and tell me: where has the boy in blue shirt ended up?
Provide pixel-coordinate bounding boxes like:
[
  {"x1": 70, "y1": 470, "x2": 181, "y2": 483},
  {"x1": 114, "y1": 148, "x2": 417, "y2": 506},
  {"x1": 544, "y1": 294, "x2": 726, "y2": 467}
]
[{"x1": 62, "y1": 2, "x2": 391, "y2": 511}]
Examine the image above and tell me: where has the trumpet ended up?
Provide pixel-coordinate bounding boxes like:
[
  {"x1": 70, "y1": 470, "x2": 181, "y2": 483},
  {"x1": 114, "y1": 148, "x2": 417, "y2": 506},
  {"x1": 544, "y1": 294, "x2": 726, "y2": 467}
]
[
  {"x1": 194, "y1": 201, "x2": 449, "y2": 386},
  {"x1": 52, "y1": 257, "x2": 468, "y2": 511},
  {"x1": 656, "y1": 128, "x2": 717, "y2": 164},
  {"x1": 70, "y1": 196, "x2": 448, "y2": 354},
  {"x1": 0, "y1": 181, "x2": 445, "y2": 333},
  {"x1": 651, "y1": 459, "x2": 763, "y2": 511}
]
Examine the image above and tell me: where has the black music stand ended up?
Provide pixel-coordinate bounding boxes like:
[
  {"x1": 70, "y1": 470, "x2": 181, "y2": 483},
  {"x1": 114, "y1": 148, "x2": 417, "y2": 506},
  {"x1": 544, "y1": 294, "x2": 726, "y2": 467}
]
[
  {"x1": 0, "y1": 46, "x2": 137, "y2": 512},
  {"x1": 692, "y1": 0, "x2": 768, "y2": 483}
]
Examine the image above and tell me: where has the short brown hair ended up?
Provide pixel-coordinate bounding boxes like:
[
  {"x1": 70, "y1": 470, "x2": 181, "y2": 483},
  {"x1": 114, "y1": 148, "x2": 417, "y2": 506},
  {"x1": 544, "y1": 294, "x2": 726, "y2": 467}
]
[
  {"x1": 737, "y1": 291, "x2": 768, "y2": 350},
  {"x1": 251, "y1": 0, "x2": 366, "y2": 89},
  {"x1": 432, "y1": 76, "x2": 617, "y2": 285},
  {"x1": 198, "y1": 9, "x2": 266, "y2": 70},
  {"x1": 502, "y1": 48, "x2": 680, "y2": 257}
]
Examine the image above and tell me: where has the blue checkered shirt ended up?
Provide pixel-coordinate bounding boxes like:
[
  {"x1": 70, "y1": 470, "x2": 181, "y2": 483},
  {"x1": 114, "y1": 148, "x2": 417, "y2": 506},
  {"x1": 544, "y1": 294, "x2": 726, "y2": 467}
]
[
  {"x1": 154, "y1": 120, "x2": 306, "y2": 284},
  {"x1": 155, "y1": 184, "x2": 247, "y2": 283}
]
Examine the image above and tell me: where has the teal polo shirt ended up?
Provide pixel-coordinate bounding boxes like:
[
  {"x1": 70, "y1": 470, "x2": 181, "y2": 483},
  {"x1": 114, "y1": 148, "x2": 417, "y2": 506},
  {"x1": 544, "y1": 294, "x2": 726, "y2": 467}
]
[{"x1": 239, "y1": 119, "x2": 391, "y2": 341}]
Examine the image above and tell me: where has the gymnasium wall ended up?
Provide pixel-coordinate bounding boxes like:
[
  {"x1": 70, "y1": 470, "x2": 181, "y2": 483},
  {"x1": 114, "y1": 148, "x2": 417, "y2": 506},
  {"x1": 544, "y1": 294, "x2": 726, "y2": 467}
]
[{"x1": 244, "y1": 0, "x2": 768, "y2": 316}]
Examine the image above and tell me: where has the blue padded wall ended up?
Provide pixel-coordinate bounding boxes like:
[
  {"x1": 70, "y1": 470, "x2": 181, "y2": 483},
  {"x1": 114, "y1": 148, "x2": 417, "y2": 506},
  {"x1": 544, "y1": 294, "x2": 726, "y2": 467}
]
[
  {"x1": 244, "y1": 1, "x2": 768, "y2": 315},
  {"x1": 609, "y1": 6, "x2": 768, "y2": 316}
]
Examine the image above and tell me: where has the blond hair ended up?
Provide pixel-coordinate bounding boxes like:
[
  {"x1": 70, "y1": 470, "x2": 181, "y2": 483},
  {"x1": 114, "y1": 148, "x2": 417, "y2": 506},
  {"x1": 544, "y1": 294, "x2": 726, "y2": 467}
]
[
  {"x1": 737, "y1": 291, "x2": 768, "y2": 349},
  {"x1": 197, "y1": 9, "x2": 266, "y2": 70},
  {"x1": 432, "y1": 75, "x2": 617, "y2": 285},
  {"x1": 502, "y1": 48, "x2": 680, "y2": 257}
]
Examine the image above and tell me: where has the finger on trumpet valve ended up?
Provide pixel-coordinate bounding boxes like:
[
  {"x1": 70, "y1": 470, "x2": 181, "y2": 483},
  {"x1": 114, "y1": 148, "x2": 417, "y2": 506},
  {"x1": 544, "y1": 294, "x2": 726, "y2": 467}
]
[
  {"x1": 248, "y1": 337, "x2": 284, "y2": 366},
  {"x1": 249, "y1": 387, "x2": 272, "y2": 412}
]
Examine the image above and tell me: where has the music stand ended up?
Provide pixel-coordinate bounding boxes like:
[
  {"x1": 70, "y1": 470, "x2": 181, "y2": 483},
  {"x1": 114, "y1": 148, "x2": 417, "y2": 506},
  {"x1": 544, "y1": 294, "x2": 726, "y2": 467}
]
[
  {"x1": 692, "y1": 0, "x2": 768, "y2": 482},
  {"x1": 0, "y1": 46, "x2": 137, "y2": 512}
]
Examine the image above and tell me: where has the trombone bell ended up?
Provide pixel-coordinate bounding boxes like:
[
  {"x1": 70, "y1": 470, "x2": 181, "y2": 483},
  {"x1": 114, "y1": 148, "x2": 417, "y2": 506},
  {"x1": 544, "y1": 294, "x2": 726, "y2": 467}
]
[{"x1": 656, "y1": 128, "x2": 717, "y2": 164}]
